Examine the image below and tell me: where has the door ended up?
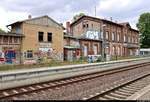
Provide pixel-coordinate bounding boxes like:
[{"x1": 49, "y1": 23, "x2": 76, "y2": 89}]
[
  {"x1": 67, "y1": 50, "x2": 73, "y2": 61},
  {"x1": 84, "y1": 45, "x2": 88, "y2": 57},
  {"x1": 94, "y1": 45, "x2": 98, "y2": 55}
]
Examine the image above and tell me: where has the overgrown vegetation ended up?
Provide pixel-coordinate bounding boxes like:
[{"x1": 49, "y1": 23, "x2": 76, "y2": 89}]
[{"x1": 0, "y1": 56, "x2": 146, "y2": 71}]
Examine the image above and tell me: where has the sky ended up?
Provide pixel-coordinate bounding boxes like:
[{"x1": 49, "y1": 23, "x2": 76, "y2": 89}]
[{"x1": 0, "y1": 0, "x2": 150, "y2": 31}]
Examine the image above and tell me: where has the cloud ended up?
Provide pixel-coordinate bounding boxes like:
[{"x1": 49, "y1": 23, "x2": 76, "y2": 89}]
[{"x1": 0, "y1": 0, "x2": 150, "y2": 30}]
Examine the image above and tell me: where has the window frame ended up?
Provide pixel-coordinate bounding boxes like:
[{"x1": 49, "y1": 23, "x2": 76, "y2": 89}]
[
  {"x1": 47, "y1": 32, "x2": 52, "y2": 42},
  {"x1": 38, "y1": 32, "x2": 44, "y2": 42},
  {"x1": 112, "y1": 33, "x2": 115, "y2": 41},
  {"x1": 27, "y1": 50, "x2": 33, "y2": 58},
  {"x1": 105, "y1": 31, "x2": 109, "y2": 40}
]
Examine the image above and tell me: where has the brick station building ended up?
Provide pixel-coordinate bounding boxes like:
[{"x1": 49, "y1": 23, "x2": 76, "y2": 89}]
[
  {"x1": 7, "y1": 15, "x2": 64, "y2": 64},
  {"x1": 0, "y1": 33, "x2": 24, "y2": 65},
  {"x1": 64, "y1": 15, "x2": 140, "y2": 61}
]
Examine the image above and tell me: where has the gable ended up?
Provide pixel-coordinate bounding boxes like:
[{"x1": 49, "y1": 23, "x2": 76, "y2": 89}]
[{"x1": 25, "y1": 16, "x2": 64, "y2": 29}]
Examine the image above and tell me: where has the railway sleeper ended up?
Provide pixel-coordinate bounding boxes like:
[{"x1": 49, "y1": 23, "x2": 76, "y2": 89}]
[{"x1": 109, "y1": 92, "x2": 127, "y2": 99}]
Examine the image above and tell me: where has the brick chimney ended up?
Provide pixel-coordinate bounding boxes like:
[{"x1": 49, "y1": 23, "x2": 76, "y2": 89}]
[
  {"x1": 66, "y1": 22, "x2": 70, "y2": 34},
  {"x1": 28, "y1": 15, "x2": 32, "y2": 19},
  {"x1": 110, "y1": 17, "x2": 112, "y2": 22}
]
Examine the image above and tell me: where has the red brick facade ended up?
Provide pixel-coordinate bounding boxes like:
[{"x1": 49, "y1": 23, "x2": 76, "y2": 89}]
[{"x1": 64, "y1": 15, "x2": 140, "y2": 61}]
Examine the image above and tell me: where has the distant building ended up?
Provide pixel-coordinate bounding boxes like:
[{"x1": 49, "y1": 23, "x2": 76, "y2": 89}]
[
  {"x1": 64, "y1": 15, "x2": 140, "y2": 61},
  {"x1": 7, "y1": 15, "x2": 64, "y2": 64},
  {"x1": 140, "y1": 49, "x2": 150, "y2": 56}
]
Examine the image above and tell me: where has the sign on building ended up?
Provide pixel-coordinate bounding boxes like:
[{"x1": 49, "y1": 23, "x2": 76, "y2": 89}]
[
  {"x1": 39, "y1": 43, "x2": 52, "y2": 48},
  {"x1": 39, "y1": 48, "x2": 53, "y2": 52},
  {"x1": 84, "y1": 30, "x2": 100, "y2": 40}
]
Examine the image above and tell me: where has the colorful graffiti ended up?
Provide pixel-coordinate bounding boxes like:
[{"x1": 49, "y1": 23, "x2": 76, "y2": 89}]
[{"x1": 32, "y1": 48, "x2": 63, "y2": 63}]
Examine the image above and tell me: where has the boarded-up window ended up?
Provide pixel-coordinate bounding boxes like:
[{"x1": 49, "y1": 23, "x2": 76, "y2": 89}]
[
  {"x1": 3, "y1": 37, "x2": 8, "y2": 43},
  {"x1": 9, "y1": 37, "x2": 13, "y2": 43},
  {"x1": 14, "y1": 37, "x2": 18, "y2": 43}
]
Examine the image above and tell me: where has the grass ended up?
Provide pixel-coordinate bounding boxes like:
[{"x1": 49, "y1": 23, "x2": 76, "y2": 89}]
[
  {"x1": 110, "y1": 56, "x2": 145, "y2": 61},
  {"x1": 0, "y1": 59, "x2": 88, "y2": 71},
  {"x1": 0, "y1": 56, "x2": 147, "y2": 71}
]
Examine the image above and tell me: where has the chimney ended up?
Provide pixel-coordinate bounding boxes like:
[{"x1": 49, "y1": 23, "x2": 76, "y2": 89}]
[
  {"x1": 28, "y1": 15, "x2": 32, "y2": 19},
  {"x1": 66, "y1": 21, "x2": 70, "y2": 34},
  {"x1": 60, "y1": 23, "x2": 63, "y2": 26},
  {"x1": 110, "y1": 17, "x2": 113, "y2": 22}
]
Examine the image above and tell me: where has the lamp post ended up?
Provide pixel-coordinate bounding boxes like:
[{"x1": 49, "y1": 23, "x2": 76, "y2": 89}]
[{"x1": 101, "y1": 24, "x2": 106, "y2": 62}]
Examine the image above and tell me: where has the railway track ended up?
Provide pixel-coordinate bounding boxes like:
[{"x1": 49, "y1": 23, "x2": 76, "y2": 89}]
[
  {"x1": 0, "y1": 61, "x2": 150, "y2": 100},
  {"x1": 89, "y1": 74, "x2": 150, "y2": 100}
]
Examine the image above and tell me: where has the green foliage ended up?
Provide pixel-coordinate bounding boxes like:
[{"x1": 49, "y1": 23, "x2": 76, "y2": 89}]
[
  {"x1": 136, "y1": 13, "x2": 150, "y2": 48},
  {"x1": 0, "y1": 28, "x2": 6, "y2": 33},
  {"x1": 73, "y1": 13, "x2": 85, "y2": 22},
  {"x1": 97, "y1": 56, "x2": 102, "y2": 62}
]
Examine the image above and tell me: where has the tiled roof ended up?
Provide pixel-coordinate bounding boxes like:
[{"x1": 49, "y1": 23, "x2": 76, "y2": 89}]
[
  {"x1": 0, "y1": 33, "x2": 25, "y2": 37},
  {"x1": 7, "y1": 15, "x2": 65, "y2": 29}
]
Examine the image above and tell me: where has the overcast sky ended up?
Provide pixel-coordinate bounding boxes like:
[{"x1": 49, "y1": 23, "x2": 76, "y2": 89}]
[{"x1": 0, "y1": 0, "x2": 149, "y2": 31}]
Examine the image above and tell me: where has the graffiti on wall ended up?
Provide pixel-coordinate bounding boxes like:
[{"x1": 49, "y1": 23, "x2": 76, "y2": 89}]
[
  {"x1": 0, "y1": 47, "x2": 20, "y2": 65},
  {"x1": 32, "y1": 48, "x2": 63, "y2": 63}
]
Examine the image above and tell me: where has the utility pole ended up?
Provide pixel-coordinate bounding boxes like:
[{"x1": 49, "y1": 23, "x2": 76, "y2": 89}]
[
  {"x1": 95, "y1": 5, "x2": 96, "y2": 17},
  {"x1": 94, "y1": 0, "x2": 96, "y2": 17},
  {"x1": 101, "y1": 24, "x2": 106, "y2": 62}
]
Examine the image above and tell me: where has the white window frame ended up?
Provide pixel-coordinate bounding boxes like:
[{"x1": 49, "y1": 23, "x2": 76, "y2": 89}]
[
  {"x1": 124, "y1": 35, "x2": 126, "y2": 42},
  {"x1": 94, "y1": 45, "x2": 98, "y2": 55},
  {"x1": 117, "y1": 34, "x2": 120, "y2": 42},
  {"x1": 128, "y1": 37, "x2": 130, "y2": 43},
  {"x1": 112, "y1": 33, "x2": 115, "y2": 41},
  {"x1": 105, "y1": 32, "x2": 109, "y2": 40}
]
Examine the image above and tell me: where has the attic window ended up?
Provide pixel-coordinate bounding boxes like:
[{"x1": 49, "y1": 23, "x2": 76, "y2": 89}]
[
  {"x1": 83, "y1": 21, "x2": 88, "y2": 28},
  {"x1": 15, "y1": 25, "x2": 22, "y2": 33}
]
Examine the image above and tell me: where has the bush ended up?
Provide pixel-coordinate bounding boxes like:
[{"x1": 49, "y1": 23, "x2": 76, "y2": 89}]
[{"x1": 97, "y1": 56, "x2": 102, "y2": 62}]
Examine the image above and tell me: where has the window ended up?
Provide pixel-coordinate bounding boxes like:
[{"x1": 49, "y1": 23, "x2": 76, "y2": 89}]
[
  {"x1": 15, "y1": 25, "x2": 22, "y2": 33},
  {"x1": 27, "y1": 50, "x2": 33, "y2": 58},
  {"x1": 118, "y1": 47, "x2": 120, "y2": 56},
  {"x1": 112, "y1": 46, "x2": 115, "y2": 55},
  {"x1": 105, "y1": 32, "x2": 109, "y2": 40},
  {"x1": 3, "y1": 37, "x2": 8, "y2": 43},
  {"x1": 117, "y1": 34, "x2": 120, "y2": 42},
  {"x1": 128, "y1": 37, "x2": 130, "y2": 43},
  {"x1": 94, "y1": 45, "x2": 98, "y2": 55},
  {"x1": 14, "y1": 37, "x2": 18, "y2": 43},
  {"x1": 84, "y1": 45, "x2": 88, "y2": 57},
  {"x1": 9, "y1": 37, "x2": 13, "y2": 43},
  {"x1": 132, "y1": 37, "x2": 134, "y2": 43},
  {"x1": 112, "y1": 33, "x2": 115, "y2": 41},
  {"x1": 124, "y1": 35, "x2": 126, "y2": 42},
  {"x1": 82, "y1": 21, "x2": 88, "y2": 28},
  {"x1": 38, "y1": 32, "x2": 44, "y2": 42},
  {"x1": 47, "y1": 33, "x2": 52, "y2": 42},
  {"x1": 92, "y1": 24, "x2": 93, "y2": 28}
]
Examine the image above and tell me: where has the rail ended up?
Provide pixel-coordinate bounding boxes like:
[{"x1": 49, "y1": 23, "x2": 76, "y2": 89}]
[{"x1": 0, "y1": 57, "x2": 150, "y2": 90}]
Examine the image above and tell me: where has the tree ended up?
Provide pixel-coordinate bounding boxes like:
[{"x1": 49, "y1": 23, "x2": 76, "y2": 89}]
[
  {"x1": 72, "y1": 13, "x2": 85, "y2": 22},
  {"x1": 136, "y1": 13, "x2": 150, "y2": 48},
  {"x1": 0, "y1": 28, "x2": 6, "y2": 33}
]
